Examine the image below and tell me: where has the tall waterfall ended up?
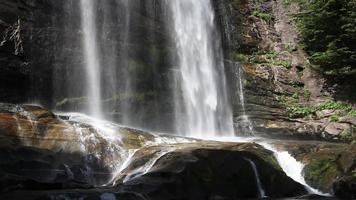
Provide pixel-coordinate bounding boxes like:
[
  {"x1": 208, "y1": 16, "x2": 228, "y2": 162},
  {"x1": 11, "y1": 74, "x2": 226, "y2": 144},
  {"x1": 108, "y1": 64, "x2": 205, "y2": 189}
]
[
  {"x1": 79, "y1": 0, "x2": 103, "y2": 118},
  {"x1": 169, "y1": 0, "x2": 234, "y2": 138}
]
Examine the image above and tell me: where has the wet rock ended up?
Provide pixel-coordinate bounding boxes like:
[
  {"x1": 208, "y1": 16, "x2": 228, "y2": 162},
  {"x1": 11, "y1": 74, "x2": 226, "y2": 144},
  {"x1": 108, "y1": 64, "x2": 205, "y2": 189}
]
[
  {"x1": 116, "y1": 142, "x2": 306, "y2": 199},
  {"x1": 0, "y1": 104, "x2": 308, "y2": 199},
  {"x1": 271, "y1": 140, "x2": 356, "y2": 198},
  {"x1": 0, "y1": 103, "x2": 156, "y2": 190}
]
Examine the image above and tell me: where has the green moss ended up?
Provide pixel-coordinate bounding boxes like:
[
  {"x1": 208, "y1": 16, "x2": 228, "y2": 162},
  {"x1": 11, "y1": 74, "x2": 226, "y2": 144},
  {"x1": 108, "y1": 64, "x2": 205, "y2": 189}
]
[
  {"x1": 229, "y1": 53, "x2": 249, "y2": 63},
  {"x1": 253, "y1": 11, "x2": 274, "y2": 22},
  {"x1": 304, "y1": 157, "x2": 338, "y2": 190},
  {"x1": 55, "y1": 97, "x2": 87, "y2": 108},
  {"x1": 340, "y1": 129, "x2": 353, "y2": 141},
  {"x1": 303, "y1": 89, "x2": 311, "y2": 100},
  {"x1": 229, "y1": 50, "x2": 292, "y2": 69}
]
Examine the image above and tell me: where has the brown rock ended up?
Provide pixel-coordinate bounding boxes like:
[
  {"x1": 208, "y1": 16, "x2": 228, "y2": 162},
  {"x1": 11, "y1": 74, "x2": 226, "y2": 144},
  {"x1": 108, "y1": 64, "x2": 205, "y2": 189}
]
[{"x1": 324, "y1": 123, "x2": 351, "y2": 136}]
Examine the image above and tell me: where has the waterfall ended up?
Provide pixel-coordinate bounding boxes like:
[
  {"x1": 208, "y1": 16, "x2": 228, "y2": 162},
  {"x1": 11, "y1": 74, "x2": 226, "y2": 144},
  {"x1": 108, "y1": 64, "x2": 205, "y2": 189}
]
[
  {"x1": 169, "y1": 0, "x2": 234, "y2": 138},
  {"x1": 246, "y1": 158, "x2": 266, "y2": 198},
  {"x1": 79, "y1": 0, "x2": 103, "y2": 118},
  {"x1": 259, "y1": 142, "x2": 329, "y2": 196},
  {"x1": 235, "y1": 62, "x2": 254, "y2": 135}
]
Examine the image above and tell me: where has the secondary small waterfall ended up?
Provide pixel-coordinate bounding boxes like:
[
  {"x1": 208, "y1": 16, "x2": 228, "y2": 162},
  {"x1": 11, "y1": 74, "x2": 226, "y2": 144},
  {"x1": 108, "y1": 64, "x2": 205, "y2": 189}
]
[
  {"x1": 246, "y1": 158, "x2": 266, "y2": 198},
  {"x1": 79, "y1": 0, "x2": 103, "y2": 118},
  {"x1": 235, "y1": 62, "x2": 254, "y2": 135},
  {"x1": 169, "y1": 0, "x2": 234, "y2": 138}
]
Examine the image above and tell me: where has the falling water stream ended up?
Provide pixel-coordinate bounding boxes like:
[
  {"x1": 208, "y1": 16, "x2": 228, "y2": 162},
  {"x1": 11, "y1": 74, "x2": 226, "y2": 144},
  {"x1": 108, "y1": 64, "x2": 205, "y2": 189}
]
[
  {"x1": 235, "y1": 62, "x2": 254, "y2": 135},
  {"x1": 246, "y1": 158, "x2": 266, "y2": 198},
  {"x1": 169, "y1": 0, "x2": 234, "y2": 138},
  {"x1": 79, "y1": 0, "x2": 103, "y2": 118},
  {"x1": 57, "y1": 0, "x2": 329, "y2": 197}
]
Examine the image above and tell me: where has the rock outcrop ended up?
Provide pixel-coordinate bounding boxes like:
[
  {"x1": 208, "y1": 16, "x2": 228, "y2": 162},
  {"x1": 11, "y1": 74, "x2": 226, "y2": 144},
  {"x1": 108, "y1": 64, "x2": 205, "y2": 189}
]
[
  {"x1": 0, "y1": 104, "x2": 307, "y2": 199},
  {"x1": 272, "y1": 140, "x2": 356, "y2": 199},
  {"x1": 219, "y1": 0, "x2": 356, "y2": 141}
]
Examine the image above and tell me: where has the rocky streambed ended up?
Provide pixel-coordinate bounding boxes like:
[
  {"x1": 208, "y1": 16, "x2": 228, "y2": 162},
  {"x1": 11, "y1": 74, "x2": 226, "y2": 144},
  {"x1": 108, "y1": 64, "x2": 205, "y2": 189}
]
[{"x1": 0, "y1": 104, "x2": 354, "y2": 200}]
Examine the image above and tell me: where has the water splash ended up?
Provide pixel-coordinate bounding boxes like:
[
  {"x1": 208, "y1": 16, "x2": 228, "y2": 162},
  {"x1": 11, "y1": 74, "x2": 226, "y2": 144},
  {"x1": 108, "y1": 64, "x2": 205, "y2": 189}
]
[
  {"x1": 169, "y1": 0, "x2": 234, "y2": 138},
  {"x1": 123, "y1": 149, "x2": 174, "y2": 183}
]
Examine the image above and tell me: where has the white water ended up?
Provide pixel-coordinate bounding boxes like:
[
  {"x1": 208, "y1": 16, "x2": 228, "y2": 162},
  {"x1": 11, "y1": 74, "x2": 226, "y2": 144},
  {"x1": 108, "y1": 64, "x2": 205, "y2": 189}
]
[
  {"x1": 79, "y1": 0, "x2": 103, "y2": 118},
  {"x1": 235, "y1": 63, "x2": 254, "y2": 135},
  {"x1": 53, "y1": 110, "x2": 331, "y2": 197},
  {"x1": 204, "y1": 136, "x2": 328, "y2": 196},
  {"x1": 246, "y1": 158, "x2": 266, "y2": 198},
  {"x1": 169, "y1": 0, "x2": 234, "y2": 138},
  {"x1": 259, "y1": 142, "x2": 329, "y2": 196}
]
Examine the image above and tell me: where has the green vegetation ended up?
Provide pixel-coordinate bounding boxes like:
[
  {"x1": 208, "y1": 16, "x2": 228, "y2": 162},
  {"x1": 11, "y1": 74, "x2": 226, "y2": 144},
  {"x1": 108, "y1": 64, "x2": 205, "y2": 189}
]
[
  {"x1": 340, "y1": 129, "x2": 353, "y2": 141},
  {"x1": 253, "y1": 0, "x2": 274, "y2": 23},
  {"x1": 286, "y1": 100, "x2": 355, "y2": 118},
  {"x1": 229, "y1": 50, "x2": 292, "y2": 69},
  {"x1": 295, "y1": 0, "x2": 356, "y2": 75},
  {"x1": 329, "y1": 113, "x2": 341, "y2": 122},
  {"x1": 304, "y1": 156, "x2": 338, "y2": 190},
  {"x1": 253, "y1": 10, "x2": 273, "y2": 22},
  {"x1": 282, "y1": 0, "x2": 294, "y2": 7},
  {"x1": 348, "y1": 110, "x2": 356, "y2": 117},
  {"x1": 56, "y1": 97, "x2": 87, "y2": 108}
]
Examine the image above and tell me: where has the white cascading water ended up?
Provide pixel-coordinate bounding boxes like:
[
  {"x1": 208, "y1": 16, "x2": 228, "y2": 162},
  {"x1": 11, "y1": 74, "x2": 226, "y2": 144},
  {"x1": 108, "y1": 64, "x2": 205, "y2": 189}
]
[
  {"x1": 169, "y1": 0, "x2": 234, "y2": 138},
  {"x1": 79, "y1": 0, "x2": 103, "y2": 118},
  {"x1": 70, "y1": 2, "x2": 329, "y2": 197},
  {"x1": 259, "y1": 142, "x2": 329, "y2": 196},
  {"x1": 235, "y1": 63, "x2": 254, "y2": 135}
]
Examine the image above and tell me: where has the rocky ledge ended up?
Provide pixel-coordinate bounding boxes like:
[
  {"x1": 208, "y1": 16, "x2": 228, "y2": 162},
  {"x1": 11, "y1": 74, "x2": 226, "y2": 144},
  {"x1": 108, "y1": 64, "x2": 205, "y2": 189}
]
[
  {"x1": 0, "y1": 104, "x2": 354, "y2": 199},
  {"x1": 0, "y1": 103, "x2": 309, "y2": 199}
]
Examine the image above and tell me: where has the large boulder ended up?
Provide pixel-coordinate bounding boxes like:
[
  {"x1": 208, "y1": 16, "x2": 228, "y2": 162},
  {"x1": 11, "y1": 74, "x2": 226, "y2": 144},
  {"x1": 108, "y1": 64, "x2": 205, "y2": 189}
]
[{"x1": 115, "y1": 143, "x2": 306, "y2": 199}]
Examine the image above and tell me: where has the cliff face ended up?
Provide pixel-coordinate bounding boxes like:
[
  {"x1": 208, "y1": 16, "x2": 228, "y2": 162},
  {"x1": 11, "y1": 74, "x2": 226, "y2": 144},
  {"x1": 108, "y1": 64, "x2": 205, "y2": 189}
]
[
  {"x1": 0, "y1": 0, "x2": 32, "y2": 103},
  {"x1": 0, "y1": 0, "x2": 175, "y2": 131},
  {"x1": 217, "y1": 0, "x2": 355, "y2": 142},
  {"x1": 0, "y1": 0, "x2": 355, "y2": 141},
  {"x1": 0, "y1": 0, "x2": 65, "y2": 104}
]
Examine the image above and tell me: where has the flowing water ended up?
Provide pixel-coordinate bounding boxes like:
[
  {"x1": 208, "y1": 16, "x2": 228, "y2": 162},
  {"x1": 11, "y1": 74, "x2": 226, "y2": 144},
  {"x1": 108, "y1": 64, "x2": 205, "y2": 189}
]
[
  {"x1": 259, "y1": 142, "x2": 329, "y2": 196},
  {"x1": 47, "y1": 1, "x2": 330, "y2": 198},
  {"x1": 79, "y1": 0, "x2": 103, "y2": 118},
  {"x1": 246, "y1": 158, "x2": 266, "y2": 198},
  {"x1": 234, "y1": 62, "x2": 254, "y2": 135},
  {"x1": 169, "y1": 0, "x2": 234, "y2": 138}
]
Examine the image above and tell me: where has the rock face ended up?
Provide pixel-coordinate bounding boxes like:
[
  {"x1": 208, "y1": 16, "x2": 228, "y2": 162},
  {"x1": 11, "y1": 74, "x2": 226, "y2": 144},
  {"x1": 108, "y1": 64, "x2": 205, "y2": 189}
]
[
  {"x1": 0, "y1": 0, "x2": 175, "y2": 132},
  {"x1": 272, "y1": 140, "x2": 356, "y2": 199},
  {"x1": 1, "y1": 0, "x2": 354, "y2": 140},
  {"x1": 0, "y1": 104, "x2": 308, "y2": 199},
  {"x1": 218, "y1": 0, "x2": 356, "y2": 141},
  {"x1": 116, "y1": 143, "x2": 306, "y2": 199}
]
